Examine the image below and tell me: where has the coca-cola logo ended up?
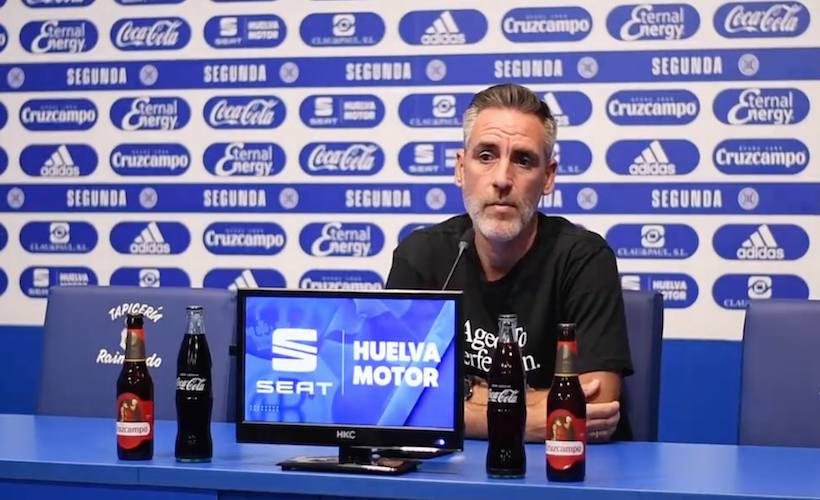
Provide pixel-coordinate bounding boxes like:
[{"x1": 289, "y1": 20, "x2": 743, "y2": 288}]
[
  {"x1": 714, "y1": 2, "x2": 809, "y2": 38},
  {"x1": 489, "y1": 388, "x2": 520, "y2": 404},
  {"x1": 204, "y1": 96, "x2": 287, "y2": 129},
  {"x1": 176, "y1": 377, "x2": 207, "y2": 392},
  {"x1": 111, "y1": 17, "x2": 191, "y2": 50},
  {"x1": 299, "y1": 142, "x2": 384, "y2": 176}
]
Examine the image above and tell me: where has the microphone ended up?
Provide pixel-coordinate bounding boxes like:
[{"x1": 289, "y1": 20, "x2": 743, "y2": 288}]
[{"x1": 442, "y1": 227, "x2": 474, "y2": 290}]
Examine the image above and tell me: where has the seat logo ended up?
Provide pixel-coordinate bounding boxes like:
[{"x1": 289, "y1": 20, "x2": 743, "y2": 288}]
[
  {"x1": 272, "y1": 328, "x2": 318, "y2": 372},
  {"x1": 299, "y1": 94, "x2": 384, "y2": 128},
  {"x1": 619, "y1": 272, "x2": 698, "y2": 308},
  {"x1": 204, "y1": 14, "x2": 285, "y2": 49},
  {"x1": 398, "y1": 142, "x2": 461, "y2": 176}
]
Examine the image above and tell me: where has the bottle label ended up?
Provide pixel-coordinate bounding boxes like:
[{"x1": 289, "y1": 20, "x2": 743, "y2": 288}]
[
  {"x1": 176, "y1": 376, "x2": 207, "y2": 392},
  {"x1": 546, "y1": 408, "x2": 585, "y2": 470},
  {"x1": 116, "y1": 392, "x2": 154, "y2": 449},
  {"x1": 488, "y1": 386, "x2": 520, "y2": 404},
  {"x1": 124, "y1": 328, "x2": 146, "y2": 361},
  {"x1": 555, "y1": 340, "x2": 578, "y2": 376}
]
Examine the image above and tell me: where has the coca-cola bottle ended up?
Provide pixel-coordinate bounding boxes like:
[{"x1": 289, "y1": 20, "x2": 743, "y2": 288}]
[
  {"x1": 117, "y1": 313, "x2": 154, "y2": 460},
  {"x1": 546, "y1": 323, "x2": 586, "y2": 481},
  {"x1": 486, "y1": 313, "x2": 527, "y2": 478},
  {"x1": 175, "y1": 305, "x2": 213, "y2": 462}
]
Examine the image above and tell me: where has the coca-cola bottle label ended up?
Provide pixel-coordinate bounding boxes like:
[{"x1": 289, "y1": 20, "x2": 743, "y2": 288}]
[
  {"x1": 116, "y1": 392, "x2": 154, "y2": 449},
  {"x1": 546, "y1": 408, "x2": 586, "y2": 470},
  {"x1": 488, "y1": 386, "x2": 521, "y2": 404},
  {"x1": 176, "y1": 375, "x2": 208, "y2": 392}
]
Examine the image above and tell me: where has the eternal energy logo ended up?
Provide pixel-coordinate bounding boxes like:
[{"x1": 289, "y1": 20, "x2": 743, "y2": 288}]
[
  {"x1": 204, "y1": 96, "x2": 286, "y2": 129},
  {"x1": 204, "y1": 14, "x2": 285, "y2": 49},
  {"x1": 111, "y1": 143, "x2": 190, "y2": 176},
  {"x1": 712, "y1": 224, "x2": 809, "y2": 260},
  {"x1": 203, "y1": 222, "x2": 286, "y2": 255},
  {"x1": 714, "y1": 2, "x2": 809, "y2": 38},
  {"x1": 20, "y1": 99, "x2": 97, "y2": 131},
  {"x1": 713, "y1": 139, "x2": 809, "y2": 174},
  {"x1": 20, "y1": 19, "x2": 98, "y2": 54},
  {"x1": 203, "y1": 142, "x2": 285, "y2": 177},
  {"x1": 713, "y1": 274, "x2": 809, "y2": 309},
  {"x1": 20, "y1": 221, "x2": 98, "y2": 253},
  {"x1": 111, "y1": 17, "x2": 191, "y2": 51},
  {"x1": 111, "y1": 96, "x2": 190, "y2": 131},
  {"x1": 607, "y1": 90, "x2": 699, "y2": 125},
  {"x1": 20, "y1": 144, "x2": 98, "y2": 177},
  {"x1": 110, "y1": 221, "x2": 190, "y2": 255},
  {"x1": 299, "y1": 142, "x2": 384, "y2": 176},
  {"x1": 299, "y1": 95, "x2": 384, "y2": 128},
  {"x1": 300, "y1": 12, "x2": 385, "y2": 47},
  {"x1": 399, "y1": 9, "x2": 487, "y2": 45},
  {"x1": 300, "y1": 222, "x2": 384, "y2": 257},
  {"x1": 607, "y1": 4, "x2": 700, "y2": 40},
  {"x1": 714, "y1": 88, "x2": 809, "y2": 125}
]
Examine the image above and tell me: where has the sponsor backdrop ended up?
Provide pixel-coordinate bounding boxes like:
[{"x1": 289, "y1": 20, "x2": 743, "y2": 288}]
[{"x1": 0, "y1": 1, "x2": 817, "y2": 442}]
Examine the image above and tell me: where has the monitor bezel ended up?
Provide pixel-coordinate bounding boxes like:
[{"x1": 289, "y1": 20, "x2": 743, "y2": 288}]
[{"x1": 236, "y1": 287, "x2": 465, "y2": 451}]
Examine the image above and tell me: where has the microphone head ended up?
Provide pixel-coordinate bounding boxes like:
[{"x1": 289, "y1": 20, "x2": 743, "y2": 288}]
[{"x1": 458, "y1": 227, "x2": 475, "y2": 251}]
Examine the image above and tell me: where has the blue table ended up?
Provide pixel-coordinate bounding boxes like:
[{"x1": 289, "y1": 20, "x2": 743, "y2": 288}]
[{"x1": 1, "y1": 414, "x2": 819, "y2": 500}]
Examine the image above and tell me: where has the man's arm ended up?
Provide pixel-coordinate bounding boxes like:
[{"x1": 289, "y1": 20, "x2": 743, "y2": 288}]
[{"x1": 464, "y1": 372, "x2": 621, "y2": 443}]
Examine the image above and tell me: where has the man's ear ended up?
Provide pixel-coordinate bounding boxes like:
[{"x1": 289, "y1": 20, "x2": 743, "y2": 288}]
[
  {"x1": 542, "y1": 157, "x2": 558, "y2": 195},
  {"x1": 455, "y1": 148, "x2": 465, "y2": 187}
]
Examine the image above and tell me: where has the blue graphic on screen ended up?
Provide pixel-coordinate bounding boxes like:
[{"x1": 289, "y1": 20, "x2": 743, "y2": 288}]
[{"x1": 244, "y1": 296, "x2": 456, "y2": 429}]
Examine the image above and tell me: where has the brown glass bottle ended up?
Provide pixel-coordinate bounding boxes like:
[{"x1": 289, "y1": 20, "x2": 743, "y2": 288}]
[
  {"x1": 116, "y1": 313, "x2": 154, "y2": 460},
  {"x1": 546, "y1": 323, "x2": 585, "y2": 481}
]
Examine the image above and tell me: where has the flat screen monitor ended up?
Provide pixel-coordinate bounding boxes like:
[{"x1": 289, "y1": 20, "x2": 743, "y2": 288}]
[{"x1": 236, "y1": 288, "x2": 464, "y2": 474}]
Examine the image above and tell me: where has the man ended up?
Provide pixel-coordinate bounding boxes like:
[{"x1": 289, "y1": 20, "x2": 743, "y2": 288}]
[{"x1": 386, "y1": 83, "x2": 632, "y2": 442}]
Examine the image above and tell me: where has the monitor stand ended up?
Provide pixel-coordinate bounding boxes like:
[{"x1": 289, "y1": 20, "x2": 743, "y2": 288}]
[{"x1": 278, "y1": 446, "x2": 420, "y2": 475}]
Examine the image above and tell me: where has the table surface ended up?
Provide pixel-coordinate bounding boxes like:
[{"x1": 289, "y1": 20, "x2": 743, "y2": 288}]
[{"x1": 1, "y1": 414, "x2": 819, "y2": 500}]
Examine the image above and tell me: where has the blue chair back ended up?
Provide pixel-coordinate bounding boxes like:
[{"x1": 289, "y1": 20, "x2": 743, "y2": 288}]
[
  {"x1": 740, "y1": 299, "x2": 820, "y2": 447},
  {"x1": 622, "y1": 290, "x2": 664, "y2": 441},
  {"x1": 38, "y1": 286, "x2": 237, "y2": 421}
]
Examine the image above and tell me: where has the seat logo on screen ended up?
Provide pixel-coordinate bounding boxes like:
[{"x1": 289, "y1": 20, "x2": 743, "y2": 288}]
[
  {"x1": 111, "y1": 17, "x2": 191, "y2": 51},
  {"x1": 271, "y1": 328, "x2": 318, "y2": 372},
  {"x1": 300, "y1": 12, "x2": 385, "y2": 47},
  {"x1": 607, "y1": 4, "x2": 700, "y2": 41},
  {"x1": 714, "y1": 2, "x2": 809, "y2": 38},
  {"x1": 20, "y1": 20, "x2": 98, "y2": 54},
  {"x1": 204, "y1": 14, "x2": 285, "y2": 49}
]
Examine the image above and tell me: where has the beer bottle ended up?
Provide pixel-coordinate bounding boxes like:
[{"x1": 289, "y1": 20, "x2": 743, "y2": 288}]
[
  {"x1": 175, "y1": 305, "x2": 213, "y2": 462},
  {"x1": 116, "y1": 313, "x2": 154, "y2": 460},
  {"x1": 486, "y1": 314, "x2": 527, "y2": 478},
  {"x1": 546, "y1": 323, "x2": 585, "y2": 481}
]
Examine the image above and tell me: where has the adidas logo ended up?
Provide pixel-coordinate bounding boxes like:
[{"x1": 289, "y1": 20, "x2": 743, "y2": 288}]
[
  {"x1": 129, "y1": 222, "x2": 171, "y2": 254},
  {"x1": 41, "y1": 144, "x2": 80, "y2": 177},
  {"x1": 228, "y1": 269, "x2": 259, "y2": 291},
  {"x1": 737, "y1": 224, "x2": 784, "y2": 260},
  {"x1": 421, "y1": 11, "x2": 466, "y2": 45},
  {"x1": 543, "y1": 93, "x2": 568, "y2": 126},
  {"x1": 629, "y1": 141, "x2": 676, "y2": 175}
]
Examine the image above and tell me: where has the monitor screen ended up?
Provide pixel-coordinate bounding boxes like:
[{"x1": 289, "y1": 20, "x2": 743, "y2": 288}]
[{"x1": 236, "y1": 288, "x2": 464, "y2": 452}]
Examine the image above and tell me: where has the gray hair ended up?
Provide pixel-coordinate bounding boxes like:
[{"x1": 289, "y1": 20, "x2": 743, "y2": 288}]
[{"x1": 462, "y1": 83, "x2": 557, "y2": 161}]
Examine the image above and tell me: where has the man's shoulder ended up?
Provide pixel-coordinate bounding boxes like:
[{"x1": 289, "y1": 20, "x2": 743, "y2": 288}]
[
  {"x1": 396, "y1": 214, "x2": 471, "y2": 254},
  {"x1": 540, "y1": 214, "x2": 610, "y2": 255}
]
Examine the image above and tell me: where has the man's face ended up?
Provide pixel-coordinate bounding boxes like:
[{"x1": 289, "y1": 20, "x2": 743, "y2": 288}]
[{"x1": 456, "y1": 107, "x2": 557, "y2": 242}]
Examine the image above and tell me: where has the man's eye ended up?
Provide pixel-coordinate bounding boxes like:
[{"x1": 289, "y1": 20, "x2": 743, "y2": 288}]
[{"x1": 478, "y1": 152, "x2": 495, "y2": 162}]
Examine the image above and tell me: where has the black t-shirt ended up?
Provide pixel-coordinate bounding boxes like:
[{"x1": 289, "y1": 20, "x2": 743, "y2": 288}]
[{"x1": 386, "y1": 213, "x2": 634, "y2": 438}]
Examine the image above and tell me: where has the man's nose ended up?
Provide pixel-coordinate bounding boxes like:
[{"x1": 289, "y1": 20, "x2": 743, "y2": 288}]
[{"x1": 492, "y1": 157, "x2": 513, "y2": 190}]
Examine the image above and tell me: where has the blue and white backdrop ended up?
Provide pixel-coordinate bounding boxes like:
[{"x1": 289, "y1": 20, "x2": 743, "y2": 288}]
[{"x1": 0, "y1": 1, "x2": 817, "y2": 349}]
